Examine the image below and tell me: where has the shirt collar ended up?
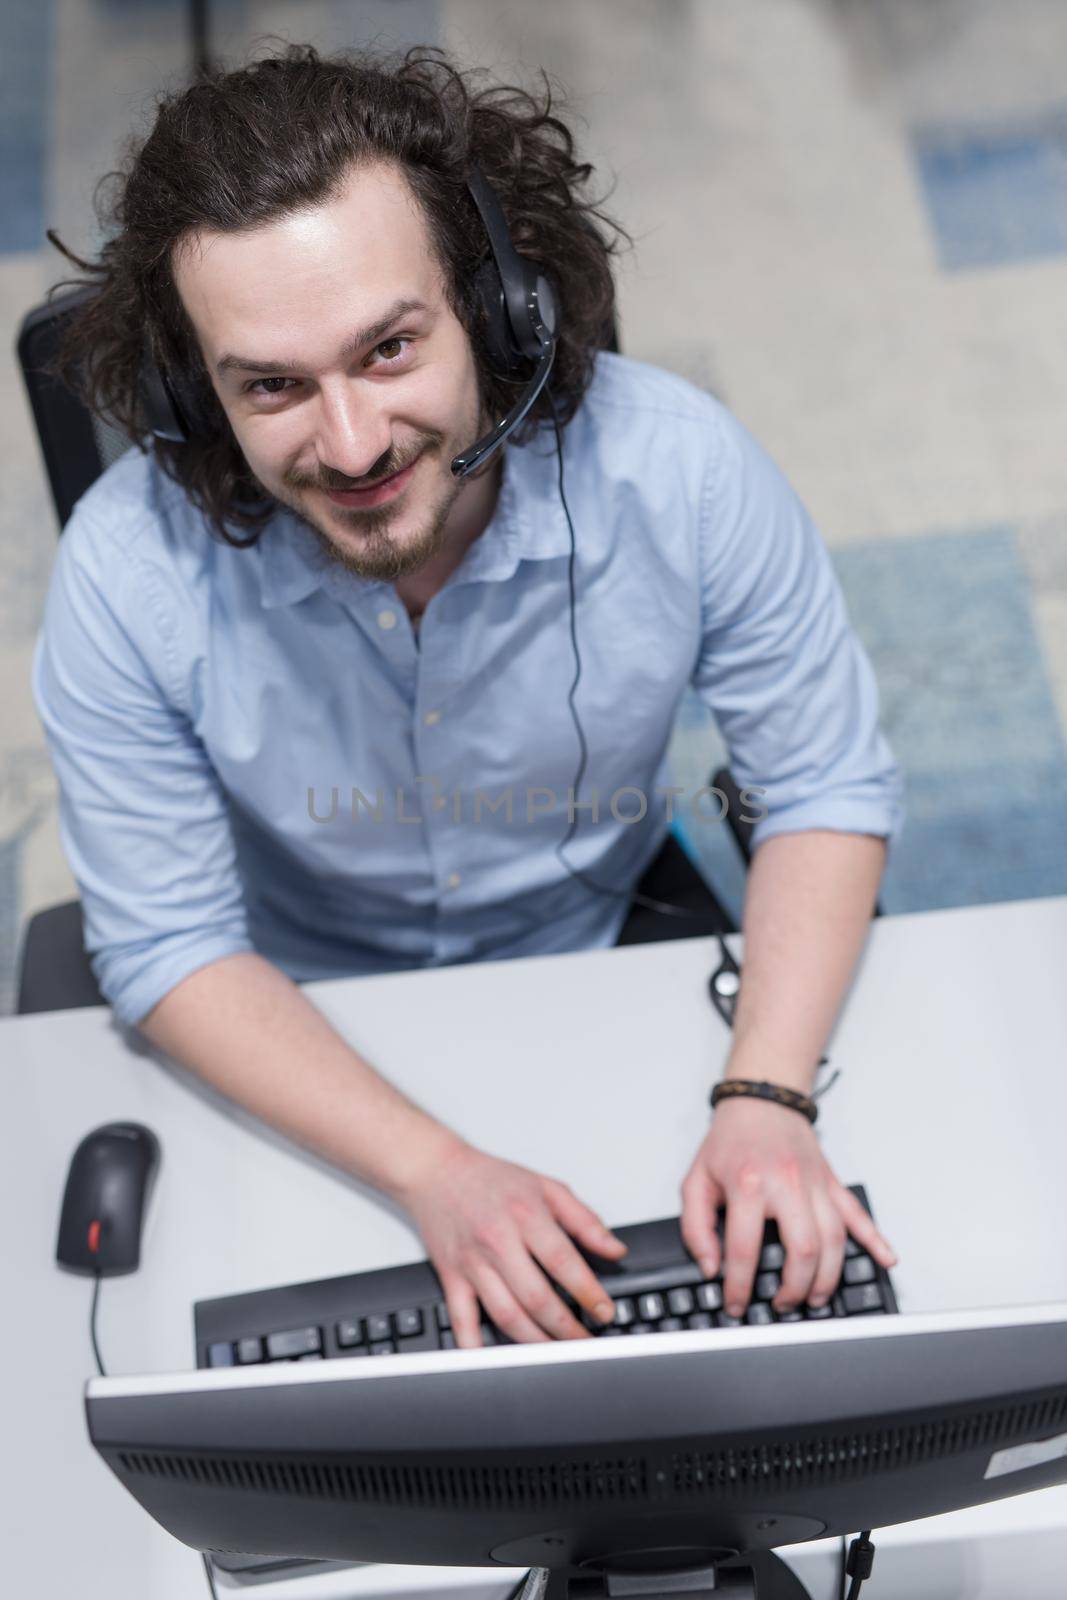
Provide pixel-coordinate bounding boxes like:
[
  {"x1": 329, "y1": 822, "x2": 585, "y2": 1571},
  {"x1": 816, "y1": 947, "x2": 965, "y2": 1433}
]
[{"x1": 256, "y1": 423, "x2": 575, "y2": 611}]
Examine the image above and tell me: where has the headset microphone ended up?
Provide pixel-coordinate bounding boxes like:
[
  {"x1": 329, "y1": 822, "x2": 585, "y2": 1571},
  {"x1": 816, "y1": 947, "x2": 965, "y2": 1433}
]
[{"x1": 449, "y1": 164, "x2": 559, "y2": 480}]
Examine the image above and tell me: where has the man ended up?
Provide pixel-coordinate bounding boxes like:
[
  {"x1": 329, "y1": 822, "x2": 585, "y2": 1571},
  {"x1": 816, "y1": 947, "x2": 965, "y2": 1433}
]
[{"x1": 35, "y1": 44, "x2": 902, "y2": 1348}]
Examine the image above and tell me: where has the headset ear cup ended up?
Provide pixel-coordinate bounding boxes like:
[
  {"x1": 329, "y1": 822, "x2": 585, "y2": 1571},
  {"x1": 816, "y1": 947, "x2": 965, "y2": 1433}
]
[
  {"x1": 140, "y1": 350, "x2": 217, "y2": 444},
  {"x1": 140, "y1": 352, "x2": 189, "y2": 443},
  {"x1": 472, "y1": 258, "x2": 528, "y2": 377}
]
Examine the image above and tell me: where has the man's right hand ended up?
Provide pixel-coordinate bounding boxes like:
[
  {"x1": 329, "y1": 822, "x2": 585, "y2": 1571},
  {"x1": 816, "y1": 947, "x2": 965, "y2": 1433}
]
[{"x1": 398, "y1": 1141, "x2": 629, "y2": 1347}]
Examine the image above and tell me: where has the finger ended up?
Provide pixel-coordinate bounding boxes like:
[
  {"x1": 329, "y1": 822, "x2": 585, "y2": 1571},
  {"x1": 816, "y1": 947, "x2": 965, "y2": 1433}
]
[
  {"x1": 721, "y1": 1176, "x2": 766, "y2": 1317},
  {"x1": 541, "y1": 1179, "x2": 629, "y2": 1260},
  {"x1": 439, "y1": 1271, "x2": 485, "y2": 1350},
  {"x1": 770, "y1": 1183, "x2": 821, "y2": 1312},
  {"x1": 796, "y1": 1189, "x2": 847, "y2": 1311},
  {"x1": 680, "y1": 1167, "x2": 726, "y2": 1279},
  {"x1": 467, "y1": 1260, "x2": 554, "y2": 1346},
  {"x1": 520, "y1": 1221, "x2": 612, "y2": 1335},
  {"x1": 831, "y1": 1184, "x2": 898, "y2": 1267}
]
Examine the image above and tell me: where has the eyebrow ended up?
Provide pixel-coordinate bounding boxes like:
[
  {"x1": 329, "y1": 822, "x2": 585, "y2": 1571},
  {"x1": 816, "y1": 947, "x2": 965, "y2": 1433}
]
[{"x1": 215, "y1": 296, "x2": 431, "y2": 378}]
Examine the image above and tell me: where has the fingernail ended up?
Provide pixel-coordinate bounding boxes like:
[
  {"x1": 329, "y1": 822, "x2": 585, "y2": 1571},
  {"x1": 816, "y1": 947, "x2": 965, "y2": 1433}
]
[
  {"x1": 595, "y1": 1300, "x2": 615, "y2": 1323},
  {"x1": 775, "y1": 1301, "x2": 794, "y2": 1314}
]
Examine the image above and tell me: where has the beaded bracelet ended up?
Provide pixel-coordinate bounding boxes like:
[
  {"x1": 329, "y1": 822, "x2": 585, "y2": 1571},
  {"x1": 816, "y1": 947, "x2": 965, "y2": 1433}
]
[{"x1": 709, "y1": 1078, "x2": 818, "y2": 1125}]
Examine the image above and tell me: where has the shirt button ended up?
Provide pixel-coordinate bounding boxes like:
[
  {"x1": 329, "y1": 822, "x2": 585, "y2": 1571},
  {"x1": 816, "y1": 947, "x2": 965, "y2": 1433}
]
[
  {"x1": 377, "y1": 608, "x2": 398, "y2": 630},
  {"x1": 423, "y1": 709, "x2": 441, "y2": 726},
  {"x1": 446, "y1": 872, "x2": 462, "y2": 890}
]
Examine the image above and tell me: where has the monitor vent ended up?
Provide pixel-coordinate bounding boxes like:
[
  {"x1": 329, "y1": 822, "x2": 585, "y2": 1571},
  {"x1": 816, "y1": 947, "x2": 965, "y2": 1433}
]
[
  {"x1": 671, "y1": 1391, "x2": 1067, "y2": 1496},
  {"x1": 116, "y1": 1391, "x2": 1067, "y2": 1511},
  {"x1": 116, "y1": 1450, "x2": 648, "y2": 1509}
]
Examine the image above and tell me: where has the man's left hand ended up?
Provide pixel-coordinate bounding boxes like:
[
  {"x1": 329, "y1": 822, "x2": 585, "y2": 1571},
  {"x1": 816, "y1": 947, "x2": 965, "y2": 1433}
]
[{"x1": 680, "y1": 1097, "x2": 897, "y2": 1318}]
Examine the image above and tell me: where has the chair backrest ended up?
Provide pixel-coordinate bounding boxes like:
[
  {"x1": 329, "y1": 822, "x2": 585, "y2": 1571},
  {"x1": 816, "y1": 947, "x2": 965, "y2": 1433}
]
[{"x1": 17, "y1": 287, "x2": 135, "y2": 533}]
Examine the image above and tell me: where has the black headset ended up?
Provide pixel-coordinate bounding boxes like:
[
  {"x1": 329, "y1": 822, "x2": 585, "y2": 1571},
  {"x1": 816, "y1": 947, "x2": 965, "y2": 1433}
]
[{"x1": 139, "y1": 160, "x2": 757, "y2": 1047}]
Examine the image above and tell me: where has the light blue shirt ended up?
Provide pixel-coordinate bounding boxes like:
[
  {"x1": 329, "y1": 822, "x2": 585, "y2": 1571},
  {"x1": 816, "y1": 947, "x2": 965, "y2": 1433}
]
[{"x1": 33, "y1": 352, "x2": 903, "y2": 1026}]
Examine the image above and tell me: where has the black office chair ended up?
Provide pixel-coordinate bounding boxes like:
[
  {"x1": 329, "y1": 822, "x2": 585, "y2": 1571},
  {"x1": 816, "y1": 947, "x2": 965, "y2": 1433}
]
[{"x1": 14, "y1": 288, "x2": 751, "y2": 1013}]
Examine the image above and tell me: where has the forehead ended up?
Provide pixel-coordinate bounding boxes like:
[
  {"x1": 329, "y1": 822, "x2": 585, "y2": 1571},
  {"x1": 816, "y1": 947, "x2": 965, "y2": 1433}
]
[{"x1": 172, "y1": 161, "x2": 445, "y2": 362}]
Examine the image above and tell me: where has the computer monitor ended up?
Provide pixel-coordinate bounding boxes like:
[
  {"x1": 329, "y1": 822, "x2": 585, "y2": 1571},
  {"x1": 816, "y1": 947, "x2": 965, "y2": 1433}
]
[{"x1": 86, "y1": 1302, "x2": 1067, "y2": 1600}]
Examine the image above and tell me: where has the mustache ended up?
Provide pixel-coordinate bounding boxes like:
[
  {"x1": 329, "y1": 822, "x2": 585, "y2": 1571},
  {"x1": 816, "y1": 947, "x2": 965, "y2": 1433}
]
[{"x1": 287, "y1": 437, "x2": 442, "y2": 495}]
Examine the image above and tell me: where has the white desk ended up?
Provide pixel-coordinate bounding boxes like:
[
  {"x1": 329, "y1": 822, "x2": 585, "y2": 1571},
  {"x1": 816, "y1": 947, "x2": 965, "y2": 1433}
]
[{"x1": 4, "y1": 896, "x2": 1067, "y2": 1599}]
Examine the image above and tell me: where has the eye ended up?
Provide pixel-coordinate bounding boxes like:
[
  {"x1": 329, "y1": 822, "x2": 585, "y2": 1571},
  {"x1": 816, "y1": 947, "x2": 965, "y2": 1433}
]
[
  {"x1": 246, "y1": 376, "x2": 297, "y2": 396},
  {"x1": 373, "y1": 336, "x2": 413, "y2": 366}
]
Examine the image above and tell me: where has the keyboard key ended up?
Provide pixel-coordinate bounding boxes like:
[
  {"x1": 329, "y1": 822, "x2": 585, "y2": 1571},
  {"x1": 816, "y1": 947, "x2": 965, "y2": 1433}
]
[
  {"x1": 667, "y1": 1288, "x2": 695, "y2": 1316},
  {"x1": 600, "y1": 1326, "x2": 626, "y2": 1337},
  {"x1": 629, "y1": 1321, "x2": 653, "y2": 1336},
  {"x1": 395, "y1": 1308, "x2": 423, "y2": 1338},
  {"x1": 805, "y1": 1303, "x2": 833, "y2": 1320},
  {"x1": 478, "y1": 1325, "x2": 497, "y2": 1347},
  {"x1": 440, "y1": 1330, "x2": 456, "y2": 1350},
  {"x1": 755, "y1": 1272, "x2": 780, "y2": 1300},
  {"x1": 336, "y1": 1319, "x2": 364, "y2": 1349},
  {"x1": 659, "y1": 1316, "x2": 684, "y2": 1332},
  {"x1": 686, "y1": 1310, "x2": 715, "y2": 1330},
  {"x1": 435, "y1": 1302, "x2": 451, "y2": 1331},
  {"x1": 637, "y1": 1294, "x2": 665, "y2": 1322},
  {"x1": 842, "y1": 1282, "x2": 885, "y2": 1315},
  {"x1": 716, "y1": 1311, "x2": 743, "y2": 1329},
  {"x1": 207, "y1": 1342, "x2": 235, "y2": 1367},
  {"x1": 297, "y1": 1351, "x2": 323, "y2": 1360},
  {"x1": 265, "y1": 1327, "x2": 322, "y2": 1360},
  {"x1": 235, "y1": 1336, "x2": 264, "y2": 1364},
  {"x1": 776, "y1": 1309, "x2": 804, "y2": 1323},
  {"x1": 613, "y1": 1297, "x2": 635, "y2": 1327},
  {"x1": 845, "y1": 1235, "x2": 864, "y2": 1258},
  {"x1": 746, "y1": 1303, "x2": 774, "y2": 1325},
  {"x1": 365, "y1": 1314, "x2": 391, "y2": 1343},
  {"x1": 843, "y1": 1255, "x2": 876, "y2": 1286},
  {"x1": 369, "y1": 1340, "x2": 395, "y2": 1356},
  {"x1": 696, "y1": 1282, "x2": 724, "y2": 1312},
  {"x1": 759, "y1": 1242, "x2": 785, "y2": 1272}
]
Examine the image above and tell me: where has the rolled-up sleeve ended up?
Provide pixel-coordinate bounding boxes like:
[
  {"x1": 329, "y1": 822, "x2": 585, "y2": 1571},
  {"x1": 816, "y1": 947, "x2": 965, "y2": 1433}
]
[
  {"x1": 32, "y1": 512, "x2": 252, "y2": 1026},
  {"x1": 691, "y1": 406, "x2": 904, "y2": 851}
]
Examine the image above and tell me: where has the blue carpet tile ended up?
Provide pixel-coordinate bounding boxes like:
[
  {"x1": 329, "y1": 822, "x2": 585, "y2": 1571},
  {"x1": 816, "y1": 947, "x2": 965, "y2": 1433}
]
[
  {"x1": 0, "y1": 0, "x2": 54, "y2": 254},
  {"x1": 832, "y1": 526, "x2": 1067, "y2": 911},
  {"x1": 912, "y1": 105, "x2": 1067, "y2": 271}
]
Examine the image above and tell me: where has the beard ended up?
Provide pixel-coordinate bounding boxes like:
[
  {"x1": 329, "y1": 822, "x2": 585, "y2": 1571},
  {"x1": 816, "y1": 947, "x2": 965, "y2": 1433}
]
[{"x1": 265, "y1": 404, "x2": 486, "y2": 584}]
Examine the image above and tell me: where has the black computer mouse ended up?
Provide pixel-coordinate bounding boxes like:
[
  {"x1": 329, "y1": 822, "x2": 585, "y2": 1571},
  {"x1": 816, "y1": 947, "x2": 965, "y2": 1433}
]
[{"x1": 56, "y1": 1122, "x2": 161, "y2": 1277}]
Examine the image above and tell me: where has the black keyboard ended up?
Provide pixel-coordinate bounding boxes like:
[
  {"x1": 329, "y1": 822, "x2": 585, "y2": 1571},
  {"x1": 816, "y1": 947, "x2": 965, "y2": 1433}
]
[{"x1": 195, "y1": 1183, "x2": 897, "y2": 1369}]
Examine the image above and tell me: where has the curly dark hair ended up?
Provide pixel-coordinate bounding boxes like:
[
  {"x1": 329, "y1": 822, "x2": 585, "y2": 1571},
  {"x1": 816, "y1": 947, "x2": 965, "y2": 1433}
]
[{"x1": 46, "y1": 41, "x2": 630, "y2": 546}]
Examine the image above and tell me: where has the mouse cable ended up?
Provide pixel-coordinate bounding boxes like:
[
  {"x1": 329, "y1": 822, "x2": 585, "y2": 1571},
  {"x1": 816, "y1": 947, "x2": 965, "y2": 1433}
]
[
  {"x1": 89, "y1": 1269, "x2": 107, "y2": 1378},
  {"x1": 86, "y1": 1276, "x2": 220, "y2": 1597}
]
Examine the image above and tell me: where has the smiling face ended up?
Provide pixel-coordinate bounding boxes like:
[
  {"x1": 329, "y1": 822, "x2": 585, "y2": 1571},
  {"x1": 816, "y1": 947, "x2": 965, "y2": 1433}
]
[{"x1": 172, "y1": 160, "x2": 494, "y2": 581}]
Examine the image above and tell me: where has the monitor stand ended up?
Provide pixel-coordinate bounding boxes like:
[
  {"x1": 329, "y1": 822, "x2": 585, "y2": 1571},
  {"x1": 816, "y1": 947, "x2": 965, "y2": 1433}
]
[{"x1": 539, "y1": 1550, "x2": 814, "y2": 1600}]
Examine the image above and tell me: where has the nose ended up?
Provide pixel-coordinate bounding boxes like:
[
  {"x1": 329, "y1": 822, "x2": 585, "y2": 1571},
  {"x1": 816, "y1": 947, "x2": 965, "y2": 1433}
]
[{"x1": 313, "y1": 378, "x2": 395, "y2": 482}]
